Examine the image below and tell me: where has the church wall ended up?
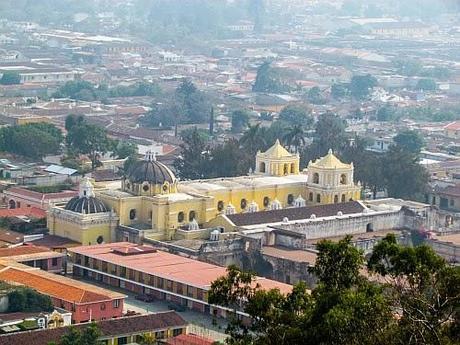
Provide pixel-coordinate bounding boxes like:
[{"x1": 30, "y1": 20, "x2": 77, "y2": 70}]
[{"x1": 48, "y1": 215, "x2": 112, "y2": 245}]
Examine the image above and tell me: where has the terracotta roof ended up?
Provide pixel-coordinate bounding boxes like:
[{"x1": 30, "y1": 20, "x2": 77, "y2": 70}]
[
  {"x1": 262, "y1": 246, "x2": 317, "y2": 264},
  {"x1": 436, "y1": 185, "x2": 460, "y2": 197},
  {"x1": 0, "y1": 230, "x2": 24, "y2": 245},
  {"x1": 0, "y1": 207, "x2": 46, "y2": 219},
  {"x1": 444, "y1": 121, "x2": 460, "y2": 131},
  {"x1": 166, "y1": 334, "x2": 215, "y2": 345},
  {"x1": 31, "y1": 235, "x2": 81, "y2": 249},
  {"x1": 227, "y1": 201, "x2": 365, "y2": 227},
  {"x1": 70, "y1": 243, "x2": 292, "y2": 294},
  {"x1": 0, "y1": 311, "x2": 187, "y2": 345},
  {"x1": 0, "y1": 265, "x2": 124, "y2": 304},
  {"x1": 0, "y1": 244, "x2": 64, "y2": 261}
]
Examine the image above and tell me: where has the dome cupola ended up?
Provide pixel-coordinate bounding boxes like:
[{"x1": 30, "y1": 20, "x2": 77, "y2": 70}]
[
  {"x1": 124, "y1": 150, "x2": 177, "y2": 195},
  {"x1": 65, "y1": 177, "x2": 108, "y2": 214}
]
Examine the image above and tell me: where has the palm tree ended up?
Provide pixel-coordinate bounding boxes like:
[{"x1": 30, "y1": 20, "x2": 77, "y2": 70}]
[
  {"x1": 240, "y1": 123, "x2": 266, "y2": 154},
  {"x1": 283, "y1": 125, "x2": 306, "y2": 153}
]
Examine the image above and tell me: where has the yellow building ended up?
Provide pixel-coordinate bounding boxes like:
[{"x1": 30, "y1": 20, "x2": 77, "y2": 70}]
[{"x1": 48, "y1": 141, "x2": 361, "y2": 243}]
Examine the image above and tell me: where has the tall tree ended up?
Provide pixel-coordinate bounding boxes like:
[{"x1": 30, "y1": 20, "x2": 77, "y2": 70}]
[
  {"x1": 231, "y1": 110, "x2": 250, "y2": 133},
  {"x1": 253, "y1": 62, "x2": 288, "y2": 93},
  {"x1": 209, "y1": 107, "x2": 215, "y2": 136},
  {"x1": 278, "y1": 104, "x2": 313, "y2": 128},
  {"x1": 175, "y1": 80, "x2": 210, "y2": 124},
  {"x1": 58, "y1": 323, "x2": 101, "y2": 345},
  {"x1": 173, "y1": 128, "x2": 211, "y2": 179},
  {"x1": 283, "y1": 125, "x2": 305, "y2": 153},
  {"x1": 314, "y1": 112, "x2": 347, "y2": 155},
  {"x1": 350, "y1": 74, "x2": 377, "y2": 100},
  {"x1": 393, "y1": 130, "x2": 425, "y2": 155}
]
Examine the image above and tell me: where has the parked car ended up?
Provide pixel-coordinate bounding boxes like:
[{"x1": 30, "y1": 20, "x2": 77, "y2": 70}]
[
  {"x1": 168, "y1": 302, "x2": 186, "y2": 312},
  {"x1": 135, "y1": 294, "x2": 155, "y2": 302}
]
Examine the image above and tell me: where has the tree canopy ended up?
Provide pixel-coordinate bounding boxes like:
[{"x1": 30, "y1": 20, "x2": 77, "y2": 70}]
[
  {"x1": 0, "y1": 71, "x2": 21, "y2": 85},
  {"x1": 393, "y1": 130, "x2": 425, "y2": 154},
  {"x1": 278, "y1": 104, "x2": 313, "y2": 128},
  {"x1": 209, "y1": 235, "x2": 460, "y2": 345},
  {"x1": 8, "y1": 287, "x2": 53, "y2": 313},
  {"x1": 253, "y1": 62, "x2": 289, "y2": 93},
  {"x1": 350, "y1": 74, "x2": 377, "y2": 99}
]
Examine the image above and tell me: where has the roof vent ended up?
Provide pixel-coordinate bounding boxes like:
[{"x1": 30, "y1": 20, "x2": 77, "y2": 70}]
[{"x1": 310, "y1": 214, "x2": 316, "y2": 219}]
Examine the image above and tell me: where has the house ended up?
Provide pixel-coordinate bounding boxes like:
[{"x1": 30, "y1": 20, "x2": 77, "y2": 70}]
[
  {"x1": 0, "y1": 244, "x2": 65, "y2": 273},
  {"x1": 427, "y1": 233, "x2": 460, "y2": 264},
  {"x1": 0, "y1": 262, "x2": 126, "y2": 323},
  {"x1": 444, "y1": 121, "x2": 460, "y2": 140},
  {"x1": 0, "y1": 311, "x2": 188, "y2": 345},
  {"x1": 2, "y1": 186, "x2": 77, "y2": 210}
]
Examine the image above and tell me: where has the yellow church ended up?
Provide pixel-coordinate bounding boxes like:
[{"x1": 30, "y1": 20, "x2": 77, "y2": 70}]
[{"x1": 47, "y1": 141, "x2": 361, "y2": 245}]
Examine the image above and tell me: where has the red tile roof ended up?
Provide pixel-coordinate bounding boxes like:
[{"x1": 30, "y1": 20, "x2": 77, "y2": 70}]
[
  {"x1": 0, "y1": 244, "x2": 58, "y2": 258},
  {"x1": 0, "y1": 265, "x2": 124, "y2": 304},
  {"x1": 70, "y1": 243, "x2": 292, "y2": 294},
  {"x1": 0, "y1": 311, "x2": 187, "y2": 345},
  {"x1": 0, "y1": 207, "x2": 46, "y2": 219},
  {"x1": 5, "y1": 187, "x2": 77, "y2": 201},
  {"x1": 444, "y1": 121, "x2": 460, "y2": 131}
]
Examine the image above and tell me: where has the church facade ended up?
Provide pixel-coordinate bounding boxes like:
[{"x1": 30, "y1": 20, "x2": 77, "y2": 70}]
[{"x1": 48, "y1": 141, "x2": 361, "y2": 244}]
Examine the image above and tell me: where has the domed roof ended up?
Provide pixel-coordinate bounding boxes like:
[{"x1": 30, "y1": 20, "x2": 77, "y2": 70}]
[
  {"x1": 64, "y1": 178, "x2": 108, "y2": 214},
  {"x1": 127, "y1": 151, "x2": 176, "y2": 184}
]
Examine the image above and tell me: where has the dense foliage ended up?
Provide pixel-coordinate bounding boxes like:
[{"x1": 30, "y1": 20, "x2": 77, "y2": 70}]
[
  {"x1": 8, "y1": 287, "x2": 53, "y2": 313},
  {"x1": 0, "y1": 123, "x2": 63, "y2": 159},
  {"x1": 209, "y1": 235, "x2": 460, "y2": 345},
  {"x1": 48, "y1": 323, "x2": 101, "y2": 345},
  {"x1": 0, "y1": 71, "x2": 21, "y2": 85}
]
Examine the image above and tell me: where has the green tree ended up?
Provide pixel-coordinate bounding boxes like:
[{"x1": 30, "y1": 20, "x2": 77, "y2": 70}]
[
  {"x1": 53, "y1": 80, "x2": 97, "y2": 101},
  {"x1": 240, "y1": 123, "x2": 267, "y2": 156},
  {"x1": 314, "y1": 112, "x2": 347, "y2": 155},
  {"x1": 8, "y1": 288, "x2": 53, "y2": 313},
  {"x1": 283, "y1": 125, "x2": 305, "y2": 153},
  {"x1": 209, "y1": 139, "x2": 251, "y2": 177},
  {"x1": 278, "y1": 104, "x2": 312, "y2": 128},
  {"x1": 416, "y1": 78, "x2": 437, "y2": 91},
  {"x1": 65, "y1": 116, "x2": 114, "y2": 171},
  {"x1": 58, "y1": 323, "x2": 101, "y2": 345},
  {"x1": 173, "y1": 128, "x2": 211, "y2": 179},
  {"x1": 231, "y1": 110, "x2": 250, "y2": 133},
  {"x1": 331, "y1": 83, "x2": 348, "y2": 100},
  {"x1": 393, "y1": 130, "x2": 425, "y2": 154},
  {"x1": 253, "y1": 62, "x2": 288, "y2": 93},
  {"x1": 114, "y1": 141, "x2": 137, "y2": 159},
  {"x1": 394, "y1": 59, "x2": 423, "y2": 77},
  {"x1": 0, "y1": 71, "x2": 21, "y2": 85},
  {"x1": 175, "y1": 80, "x2": 210, "y2": 124},
  {"x1": 376, "y1": 106, "x2": 397, "y2": 122},
  {"x1": 350, "y1": 74, "x2": 377, "y2": 100},
  {"x1": 307, "y1": 86, "x2": 324, "y2": 104},
  {"x1": 382, "y1": 145, "x2": 429, "y2": 200},
  {"x1": 368, "y1": 234, "x2": 460, "y2": 345}
]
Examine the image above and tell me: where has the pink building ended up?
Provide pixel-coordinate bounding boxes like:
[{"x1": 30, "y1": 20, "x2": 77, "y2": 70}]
[{"x1": 3, "y1": 187, "x2": 77, "y2": 210}]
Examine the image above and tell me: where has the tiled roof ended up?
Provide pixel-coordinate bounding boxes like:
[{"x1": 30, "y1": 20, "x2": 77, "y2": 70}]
[
  {"x1": 5, "y1": 187, "x2": 77, "y2": 201},
  {"x1": 31, "y1": 235, "x2": 81, "y2": 249},
  {"x1": 70, "y1": 243, "x2": 292, "y2": 294},
  {"x1": 227, "y1": 201, "x2": 365, "y2": 226},
  {"x1": 0, "y1": 207, "x2": 46, "y2": 219},
  {"x1": 0, "y1": 311, "x2": 187, "y2": 345},
  {"x1": 436, "y1": 185, "x2": 460, "y2": 197},
  {"x1": 0, "y1": 265, "x2": 124, "y2": 304},
  {"x1": 0, "y1": 230, "x2": 24, "y2": 245},
  {"x1": 444, "y1": 121, "x2": 460, "y2": 131},
  {"x1": 0, "y1": 244, "x2": 63, "y2": 260}
]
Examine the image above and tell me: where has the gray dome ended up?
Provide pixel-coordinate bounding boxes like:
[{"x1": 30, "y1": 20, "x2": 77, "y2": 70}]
[
  {"x1": 127, "y1": 151, "x2": 176, "y2": 184},
  {"x1": 64, "y1": 177, "x2": 108, "y2": 214},
  {"x1": 65, "y1": 196, "x2": 108, "y2": 214}
]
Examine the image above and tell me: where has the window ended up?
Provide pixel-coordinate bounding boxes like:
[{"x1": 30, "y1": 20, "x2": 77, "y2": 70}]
[
  {"x1": 52, "y1": 258, "x2": 58, "y2": 266},
  {"x1": 316, "y1": 194, "x2": 321, "y2": 203},
  {"x1": 129, "y1": 209, "x2": 136, "y2": 220},
  {"x1": 240, "y1": 198, "x2": 247, "y2": 209},
  {"x1": 178, "y1": 212, "x2": 185, "y2": 223},
  {"x1": 309, "y1": 193, "x2": 313, "y2": 202},
  {"x1": 340, "y1": 174, "x2": 347, "y2": 185},
  {"x1": 287, "y1": 194, "x2": 294, "y2": 205},
  {"x1": 173, "y1": 328, "x2": 183, "y2": 337},
  {"x1": 263, "y1": 197, "x2": 270, "y2": 207},
  {"x1": 189, "y1": 210, "x2": 196, "y2": 221},
  {"x1": 291, "y1": 163, "x2": 295, "y2": 173},
  {"x1": 259, "y1": 162, "x2": 266, "y2": 173},
  {"x1": 96, "y1": 236, "x2": 104, "y2": 244},
  {"x1": 113, "y1": 299, "x2": 120, "y2": 308},
  {"x1": 143, "y1": 184, "x2": 149, "y2": 192},
  {"x1": 100, "y1": 303, "x2": 106, "y2": 310},
  {"x1": 334, "y1": 195, "x2": 338, "y2": 203},
  {"x1": 117, "y1": 336, "x2": 128, "y2": 345},
  {"x1": 283, "y1": 164, "x2": 289, "y2": 175},
  {"x1": 217, "y1": 201, "x2": 224, "y2": 211},
  {"x1": 313, "y1": 173, "x2": 319, "y2": 184},
  {"x1": 155, "y1": 331, "x2": 165, "y2": 339}
]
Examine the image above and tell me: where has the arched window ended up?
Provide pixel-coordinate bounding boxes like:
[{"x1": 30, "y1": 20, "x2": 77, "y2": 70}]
[
  {"x1": 313, "y1": 173, "x2": 319, "y2": 184},
  {"x1": 340, "y1": 174, "x2": 347, "y2": 185},
  {"x1": 287, "y1": 194, "x2": 294, "y2": 205},
  {"x1": 263, "y1": 197, "x2": 270, "y2": 207},
  {"x1": 217, "y1": 201, "x2": 224, "y2": 211},
  {"x1": 283, "y1": 164, "x2": 289, "y2": 175},
  {"x1": 8, "y1": 200, "x2": 16, "y2": 209},
  {"x1": 97, "y1": 236, "x2": 104, "y2": 244},
  {"x1": 316, "y1": 194, "x2": 321, "y2": 203},
  {"x1": 189, "y1": 211, "x2": 196, "y2": 221},
  {"x1": 241, "y1": 198, "x2": 247, "y2": 210},
  {"x1": 178, "y1": 212, "x2": 185, "y2": 223},
  {"x1": 129, "y1": 209, "x2": 136, "y2": 220},
  {"x1": 143, "y1": 184, "x2": 149, "y2": 192},
  {"x1": 334, "y1": 195, "x2": 339, "y2": 203},
  {"x1": 341, "y1": 194, "x2": 346, "y2": 203},
  {"x1": 309, "y1": 193, "x2": 313, "y2": 202},
  {"x1": 290, "y1": 163, "x2": 295, "y2": 174},
  {"x1": 259, "y1": 162, "x2": 266, "y2": 173}
]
